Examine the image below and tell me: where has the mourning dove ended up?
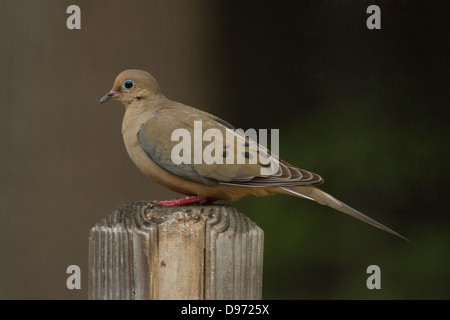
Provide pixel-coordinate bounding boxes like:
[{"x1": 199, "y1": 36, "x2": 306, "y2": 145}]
[{"x1": 100, "y1": 69, "x2": 407, "y2": 241}]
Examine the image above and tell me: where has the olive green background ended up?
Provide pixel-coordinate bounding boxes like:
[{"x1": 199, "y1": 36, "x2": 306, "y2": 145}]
[{"x1": 0, "y1": 1, "x2": 448, "y2": 299}]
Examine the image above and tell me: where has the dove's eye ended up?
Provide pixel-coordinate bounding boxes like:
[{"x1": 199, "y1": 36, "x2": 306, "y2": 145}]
[{"x1": 122, "y1": 80, "x2": 135, "y2": 90}]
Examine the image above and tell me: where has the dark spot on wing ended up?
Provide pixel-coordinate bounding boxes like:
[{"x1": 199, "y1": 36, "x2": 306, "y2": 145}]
[
  {"x1": 260, "y1": 161, "x2": 272, "y2": 168},
  {"x1": 243, "y1": 151, "x2": 252, "y2": 159}
]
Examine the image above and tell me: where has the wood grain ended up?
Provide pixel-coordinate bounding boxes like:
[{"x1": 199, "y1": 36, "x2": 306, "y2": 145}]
[{"x1": 89, "y1": 202, "x2": 263, "y2": 300}]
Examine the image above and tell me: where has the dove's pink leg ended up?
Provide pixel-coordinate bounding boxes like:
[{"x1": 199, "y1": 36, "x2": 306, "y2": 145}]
[{"x1": 157, "y1": 196, "x2": 215, "y2": 206}]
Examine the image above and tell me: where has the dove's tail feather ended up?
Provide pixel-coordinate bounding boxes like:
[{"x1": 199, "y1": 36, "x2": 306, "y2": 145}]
[{"x1": 280, "y1": 186, "x2": 408, "y2": 241}]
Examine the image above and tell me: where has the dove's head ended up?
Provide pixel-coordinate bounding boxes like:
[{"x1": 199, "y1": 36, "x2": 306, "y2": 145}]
[{"x1": 99, "y1": 69, "x2": 163, "y2": 105}]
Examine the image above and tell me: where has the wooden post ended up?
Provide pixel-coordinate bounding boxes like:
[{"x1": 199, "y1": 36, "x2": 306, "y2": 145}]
[{"x1": 88, "y1": 202, "x2": 264, "y2": 300}]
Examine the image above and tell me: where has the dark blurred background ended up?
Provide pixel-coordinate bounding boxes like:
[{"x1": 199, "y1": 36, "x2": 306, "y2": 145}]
[{"x1": 0, "y1": 1, "x2": 448, "y2": 299}]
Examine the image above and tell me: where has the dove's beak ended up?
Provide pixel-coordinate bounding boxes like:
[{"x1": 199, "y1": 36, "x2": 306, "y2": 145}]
[{"x1": 99, "y1": 91, "x2": 119, "y2": 104}]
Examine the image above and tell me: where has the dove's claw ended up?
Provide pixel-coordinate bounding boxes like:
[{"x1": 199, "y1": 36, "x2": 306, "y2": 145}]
[{"x1": 157, "y1": 196, "x2": 210, "y2": 206}]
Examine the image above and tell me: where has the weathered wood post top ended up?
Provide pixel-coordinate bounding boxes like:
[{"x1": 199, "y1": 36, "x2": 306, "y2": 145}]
[{"x1": 89, "y1": 202, "x2": 264, "y2": 300}]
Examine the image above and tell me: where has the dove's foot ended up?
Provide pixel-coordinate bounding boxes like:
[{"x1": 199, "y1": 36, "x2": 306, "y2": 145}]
[{"x1": 157, "y1": 196, "x2": 213, "y2": 206}]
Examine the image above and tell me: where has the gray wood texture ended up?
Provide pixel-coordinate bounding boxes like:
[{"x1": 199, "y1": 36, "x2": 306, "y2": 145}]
[{"x1": 89, "y1": 202, "x2": 264, "y2": 300}]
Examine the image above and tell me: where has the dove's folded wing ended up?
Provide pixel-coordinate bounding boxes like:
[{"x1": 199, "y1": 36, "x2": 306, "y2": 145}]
[{"x1": 138, "y1": 107, "x2": 323, "y2": 188}]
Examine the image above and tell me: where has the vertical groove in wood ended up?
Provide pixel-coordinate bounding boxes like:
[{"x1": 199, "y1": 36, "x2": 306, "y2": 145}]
[
  {"x1": 132, "y1": 226, "x2": 154, "y2": 300},
  {"x1": 89, "y1": 203, "x2": 263, "y2": 300}
]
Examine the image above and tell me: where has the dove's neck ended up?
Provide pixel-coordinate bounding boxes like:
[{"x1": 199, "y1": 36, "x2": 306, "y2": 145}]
[{"x1": 121, "y1": 96, "x2": 170, "y2": 146}]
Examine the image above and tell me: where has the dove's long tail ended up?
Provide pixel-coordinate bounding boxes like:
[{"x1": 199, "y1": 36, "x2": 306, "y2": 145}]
[{"x1": 279, "y1": 186, "x2": 408, "y2": 241}]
